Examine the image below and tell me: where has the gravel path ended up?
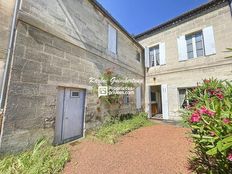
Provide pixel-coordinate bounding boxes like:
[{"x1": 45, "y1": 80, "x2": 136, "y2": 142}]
[{"x1": 63, "y1": 124, "x2": 192, "y2": 174}]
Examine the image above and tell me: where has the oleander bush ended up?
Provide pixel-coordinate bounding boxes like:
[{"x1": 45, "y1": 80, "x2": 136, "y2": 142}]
[{"x1": 182, "y1": 78, "x2": 232, "y2": 173}]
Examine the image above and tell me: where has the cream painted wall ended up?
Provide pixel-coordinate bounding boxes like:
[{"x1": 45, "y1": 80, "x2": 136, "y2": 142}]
[{"x1": 139, "y1": 4, "x2": 232, "y2": 120}]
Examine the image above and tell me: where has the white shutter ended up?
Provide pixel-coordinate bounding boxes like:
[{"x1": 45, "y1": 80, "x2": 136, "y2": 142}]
[
  {"x1": 108, "y1": 25, "x2": 117, "y2": 54},
  {"x1": 159, "y1": 42, "x2": 166, "y2": 65},
  {"x1": 161, "y1": 84, "x2": 169, "y2": 119},
  {"x1": 145, "y1": 47, "x2": 150, "y2": 68},
  {"x1": 146, "y1": 86, "x2": 151, "y2": 118},
  {"x1": 136, "y1": 86, "x2": 142, "y2": 109},
  {"x1": 203, "y1": 26, "x2": 216, "y2": 56},
  {"x1": 177, "y1": 36, "x2": 188, "y2": 61}
]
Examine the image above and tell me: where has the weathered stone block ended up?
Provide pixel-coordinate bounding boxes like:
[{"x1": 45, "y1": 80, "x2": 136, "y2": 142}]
[
  {"x1": 12, "y1": 57, "x2": 27, "y2": 71},
  {"x1": 22, "y1": 71, "x2": 48, "y2": 84},
  {"x1": 48, "y1": 75, "x2": 71, "y2": 83},
  {"x1": 10, "y1": 69, "x2": 21, "y2": 82},
  {"x1": 28, "y1": 25, "x2": 53, "y2": 45},
  {"x1": 42, "y1": 63, "x2": 62, "y2": 76},
  {"x1": 14, "y1": 44, "x2": 25, "y2": 58},
  {"x1": 52, "y1": 37, "x2": 72, "y2": 53},
  {"x1": 44, "y1": 44, "x2": 64, "y2": 58},
  {"x1": 39, "y1": 84, "x2": 57, "y2": 95},
  {"x1": 9, "y1": 82, "x2": 40, "y2": 95},
  {"x1": 25, "y1": 49, "x2": 52, "y2": 63},
  {"x1": 65, "y1": 53, "x2": 81, "y2": 64},
  {"x1": 71, "y1": 44, "x2": 86, "y2": 58},
  {"x1": 51, "y1": 56, "x2": 70, "y2": 68},
  {"x1": 23, "y1": 60, "x2": 41, "y2": 72},
  {"x1": 16, "y1": 33, "x2": 44, "y2": 51},
  {"x1": 17, "y1": 22, "x2": 28, "y2": 35}
]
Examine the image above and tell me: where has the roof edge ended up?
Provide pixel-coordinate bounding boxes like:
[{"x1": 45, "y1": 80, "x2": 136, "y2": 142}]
[
  {"x1": 89, "y1": 0, "x2": 143, "y2": 49},
  {"x1": 135, "y1": 0, "x2": 228, "y2": 40}
]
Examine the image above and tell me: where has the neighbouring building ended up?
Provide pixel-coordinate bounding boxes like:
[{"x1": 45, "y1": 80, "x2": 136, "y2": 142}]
[
  {"x1": 0, "y1": 0, "x2": 231, "y2": 153},
  {"x1": 0, "y1": 0, "x2": 144, "y2": 153},
  {"x1": 135, "y1": 0, "x2": 232, "y2": 120}
]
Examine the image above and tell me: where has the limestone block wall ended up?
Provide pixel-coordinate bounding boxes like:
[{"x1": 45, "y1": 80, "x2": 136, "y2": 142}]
[
  {"x1": 138, "y1": 3, "x2": 232, "y2": 120},
  {"x1": 0, "y1": 0, "x2": 144, "y2": 153},
  {"x1": 20, "y1": 0, "x2": 143, "y2": 72}
]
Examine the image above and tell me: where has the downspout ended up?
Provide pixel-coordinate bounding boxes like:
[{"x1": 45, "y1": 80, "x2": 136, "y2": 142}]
[
  {"x1": 229, "y1": 0, "x2": 232, "y2": 16},
  {"x1": 0, "y1": 0, "x2": 21, "y2": 109}
]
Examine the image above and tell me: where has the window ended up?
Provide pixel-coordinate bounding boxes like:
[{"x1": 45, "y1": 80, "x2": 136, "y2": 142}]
[
  {"x1": 186, "y1": 31, "x2": 204, "y2": 59},
  {"x1": 136, "y1": 52, "x2": 141, "y2": 62},
  {"x1": 178, "y1": 88, "x2": 195, "y2": 108},
  {"x1": 123, "y1": 94, "x2": 129, "y2": 105},
  {"x1": 108, "y1": 24, "x2": 117, "y2": 54},
  {"x1": 149, "y1": 45, "x2": 160, "y2": 67},
  {"x1": 151, "y1": 91, "x2": 156, "y2": 102},
  {"x1": 71, "y1": 91, "x2": 79, "y2": 98},
  {"x1": 178, "y1": 26, "x2": 216, "y2": 61}
]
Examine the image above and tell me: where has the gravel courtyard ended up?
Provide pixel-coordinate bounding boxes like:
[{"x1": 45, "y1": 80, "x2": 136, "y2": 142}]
[{"x1": 63, "y1": 124, "x2": 192, "y2": 174}]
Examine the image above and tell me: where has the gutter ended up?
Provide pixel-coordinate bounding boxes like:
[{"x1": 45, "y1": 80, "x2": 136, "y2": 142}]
[{"x1": 0, "y1": 0, "x2": 21, "y2": 109}]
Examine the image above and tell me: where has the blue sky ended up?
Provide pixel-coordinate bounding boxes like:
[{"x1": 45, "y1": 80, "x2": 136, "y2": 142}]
[{"x1": 97, "y1": 0, "x2": 208, "y2": 35}]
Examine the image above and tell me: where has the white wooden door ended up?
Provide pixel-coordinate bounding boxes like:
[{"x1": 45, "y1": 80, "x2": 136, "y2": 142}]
[
  {"x1": 62, "y1": 88, "x2": 85, "y2": 142},
  {"x1": 161, "y1": 84, "x2": 169, "y2": 119}
]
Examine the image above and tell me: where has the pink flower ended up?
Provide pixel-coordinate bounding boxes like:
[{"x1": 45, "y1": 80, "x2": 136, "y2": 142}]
[
  {"x1": 227, "y1": 153, "x2": 232, "y2": 161},
  {"x1": 207, "y1": 110, "x2": 216, "y2": 117},
  {"x1": 199, "y1": 106, "x2": 215, "y2": 117},
  {"x1": 199, "y1": 106, "x2": 208, "y2": 114},
  {"x1": 223, "y1": 118, "x2": 231, "y2": 124},
  {"x1": 216, "y1": 93, "x2": 224, "y2": 100},
  {"x1": 190, "y1": 112, "x2": 201, "y2": 123},
  {"x1": 210, "y1": 131, "x2": 216, "y2": 137},
  {"x1": 208, "y1": 88, "x2": 224, "y2": 100}
]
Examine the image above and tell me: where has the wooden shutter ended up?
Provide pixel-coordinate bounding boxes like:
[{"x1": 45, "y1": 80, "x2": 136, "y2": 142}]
[
  {"x1": 108, "y1": 25, "x2": 117, "y2": 54},
  {"x1": 203, "y1": 26, "x2": 216, "y2": 56},
  {"x1": 161, "y1": 84, "x2": 169, "y2": 119},
  {"x1": 159, "y1": 42, "x2": 166, "y2": 65},
  {"x1": 145, "y1": 47, "x2": 150, "y2": 68},
  {"x1": 177, "y1": 36, "x2": 188, "y2": 61},
  {"x1": 136, "y1": 86, "x2": 142, "y2": 109}
]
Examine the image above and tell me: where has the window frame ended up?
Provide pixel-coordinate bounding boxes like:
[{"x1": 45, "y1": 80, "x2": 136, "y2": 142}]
[
  {"x1": 185, "y1": 31, "x2": 205, "y2": 60},
  {"x1": 149, "y1": 45, "x2": 160, "y2": 67},
  {"x1": 178, "y1": 87, "x2": 195, "y2": 109}
]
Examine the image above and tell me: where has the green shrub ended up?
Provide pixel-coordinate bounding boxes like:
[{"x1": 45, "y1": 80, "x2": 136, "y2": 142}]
[
  {"x1": 0, "y1": 139, "x2": 70, "y2": 174},
  {"x1": 95, "y1": 112, "x2": 153, "y2": 144},
  {"x1": 182, "y1": 79, "x2": 232, "y2": 173}
]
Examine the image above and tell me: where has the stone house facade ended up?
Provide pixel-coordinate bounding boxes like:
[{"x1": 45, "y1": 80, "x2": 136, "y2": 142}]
[
  {"x1": 135, "y1": 0, "x2": 232, "y2": 120},
  {"x1": 0, "y1": 0, "x2": 231, "y2": 153},
  {"x1": 0, "y1": 0, "x2": 144, "y2": 153}
]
